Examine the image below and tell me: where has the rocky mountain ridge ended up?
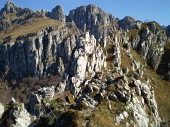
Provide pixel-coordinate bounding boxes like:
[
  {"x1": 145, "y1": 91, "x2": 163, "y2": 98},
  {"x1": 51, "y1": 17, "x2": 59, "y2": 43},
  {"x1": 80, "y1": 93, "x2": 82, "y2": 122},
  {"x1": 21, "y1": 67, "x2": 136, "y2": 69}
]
[{"x1": 0, "y1": 1, "x2": 170, "y2": 127}]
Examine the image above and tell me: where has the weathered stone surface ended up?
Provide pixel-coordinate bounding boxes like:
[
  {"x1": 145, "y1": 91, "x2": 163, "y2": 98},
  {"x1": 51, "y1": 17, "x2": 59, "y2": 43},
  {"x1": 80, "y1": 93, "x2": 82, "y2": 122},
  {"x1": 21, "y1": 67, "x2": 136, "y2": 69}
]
[
  {"x1": 38, "y1": 86, "x2": 55, "y2": 100},
  {"x1": 78, "y1": 94, "x2": 98, "y2": 109},
  {"x1": 118, "y1": 16, "x2": 139, "y2": 30},
  {"x1": 130, "y1": 22, "x2": 166, "y2": 71},
  {"x1": 36, "y1": 9, "x2": 50, "y2": 17},
  {"x1": 0, "y1": 26, "x2": 80, "y2": 79},
  {"x1": 0, "y1": 103, "x2": 4, "y2": 119},
  {"x1": 109, "y1": 93, "x2": 118, "y2": 101},
  {"x1": 165, "y1": 25, "x2": 170, "y2": 37},
  {"x1": 0, "y1": 1, "x2": 22, "y2": 15},
  {"x1": 0, "y1": 2, "x2": 167, "y2": 127},
  {"x1": 67, "y1": 4, "x2": 115, "y2": 31},
  {"x1": 50, "y1": 5, "x2": 66, "y2": 22},
  {"x1": 0, "y1": 2, "x2": 35, "y2": 31},
  {"x1": 29, "y1": 86, "x2": 55, "y2": 117},
  {"x1": 29, "y1": 93, "x2": 42, "y2": 116},
  {"x1": 9, "y1": 97, "x2": 16, "y2": 105},
  {"x1": 10, "y1": 103, "x2": 31, "y2": 127}
]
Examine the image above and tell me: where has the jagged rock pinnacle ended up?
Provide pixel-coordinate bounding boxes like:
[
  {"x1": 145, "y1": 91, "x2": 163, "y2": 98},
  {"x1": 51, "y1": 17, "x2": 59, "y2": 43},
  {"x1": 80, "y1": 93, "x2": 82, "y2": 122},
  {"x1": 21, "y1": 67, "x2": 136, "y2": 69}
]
[
  {"x1": 50, "y1": 5, "x2": 66, "y2": 22},
  {"x1": 67, "y1": 4, "x2": 115, "y2": 31},
  {"x1": 0, "y1": 1, "x2": 21, "y2": 15}
]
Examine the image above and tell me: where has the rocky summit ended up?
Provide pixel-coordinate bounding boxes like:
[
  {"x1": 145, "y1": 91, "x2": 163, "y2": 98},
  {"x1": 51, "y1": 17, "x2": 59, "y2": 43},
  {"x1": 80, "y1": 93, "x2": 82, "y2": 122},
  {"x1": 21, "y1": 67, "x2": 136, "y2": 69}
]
[{"x1": 0, "y1": 1, "x2": 170, "y2": 127}]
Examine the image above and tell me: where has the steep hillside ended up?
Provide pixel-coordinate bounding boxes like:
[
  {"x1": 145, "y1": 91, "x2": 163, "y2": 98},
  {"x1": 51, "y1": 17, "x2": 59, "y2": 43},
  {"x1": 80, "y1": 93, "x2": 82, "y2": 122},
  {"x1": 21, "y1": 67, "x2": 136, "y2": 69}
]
[{"x1": 0, "y1": 2, "x2": 170, "y2": 127}]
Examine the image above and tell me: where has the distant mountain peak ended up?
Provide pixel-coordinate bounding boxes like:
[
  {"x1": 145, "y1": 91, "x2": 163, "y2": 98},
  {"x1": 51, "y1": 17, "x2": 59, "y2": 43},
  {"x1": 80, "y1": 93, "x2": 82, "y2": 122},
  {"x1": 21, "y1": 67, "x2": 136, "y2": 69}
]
[
  {"x1": 50, "y1": 4, "x2": 66, "y2": 22},
  {"x1": 0, "y1": 1, "x2": 21, "y2": 16},
  {"x1": 67, "y1": 4, "x2": 115, "y2": 31}
]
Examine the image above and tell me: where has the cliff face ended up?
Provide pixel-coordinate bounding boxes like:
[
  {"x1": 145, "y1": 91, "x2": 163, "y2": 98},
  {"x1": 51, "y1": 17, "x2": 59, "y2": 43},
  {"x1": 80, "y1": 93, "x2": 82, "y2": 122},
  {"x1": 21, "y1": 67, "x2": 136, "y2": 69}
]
[
  {"x1": 166, "y1": 25, "x2": 170, "y2": 37},
  {"x1": 0, "y1": 2, "x2": 170, "y2": 127},
  {"x1": 67, "y1": 4, "x2": 115, "y2": 31},
  {"x1": 0, "y1": 26, "x2": 81, "y2": 79},
  {"x1": 50, "y1": 5, "x2": 66, "y2": 22},
  {"x1": 118, "y1": 16, "x2": 142, "y2": 30},
  {"x1": 129, "y1": 22, "x2": 167, "y2": 71}
]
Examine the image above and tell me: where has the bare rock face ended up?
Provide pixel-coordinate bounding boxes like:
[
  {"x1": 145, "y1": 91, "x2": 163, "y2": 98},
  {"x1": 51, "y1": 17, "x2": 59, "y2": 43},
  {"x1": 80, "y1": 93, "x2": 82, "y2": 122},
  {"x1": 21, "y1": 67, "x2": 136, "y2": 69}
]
[
  {"x1": 0, "y1": 2, "x2": 169, "y2": 127},
  {"x1": 0, "y1": 2, "x2": 34, "y2": 31},
  {"x1": 118, "y1": 16, "x2": 141, "y2": 30},
  {"x1": 50, "y1": 5, "x2": 66, "y2": 22},
  {"x1": 0, "y1": 2, "x2": 21, "y2": 31},
  {"x1": 0, "y1": 103, "x2": 4, "y2": 119},
  {"x1": 166, "y1": 25, "x2": 170, "y2": 37},
  {"x1": 67, "y1": 32, "x2": 106, "y2": 95},
  {"x1": 115, "y1": 79, "x2": 161, "y2": 127},
  {"x1": 0, "y1": 1, "x2": 22, "y2": 15},
  {"x1": 29, "y1": 86, "x2": 55, "y2": 117},
  {"x1": 36, "y1": 9, "x2": 50, "y2": 17},
  {"x1": 67, "y1": 4, "x2": 115, "y2": 31},
  {"x1": 9, "y1": 103, "x2": 31, "y2": 127},
  {"x1": 0, "y1": 26, "x2": 80, "y2": 79},
  {"x1": 130, "y1": 22, "x2": 167, "y2": 70}
]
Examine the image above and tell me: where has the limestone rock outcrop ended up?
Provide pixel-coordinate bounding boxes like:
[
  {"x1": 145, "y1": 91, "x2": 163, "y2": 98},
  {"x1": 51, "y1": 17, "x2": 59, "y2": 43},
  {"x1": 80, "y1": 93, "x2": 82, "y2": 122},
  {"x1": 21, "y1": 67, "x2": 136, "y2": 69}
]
[
  {"x1": 50, "y1": 5, "x2": 66, "y2": 22},
  {"x1": 118, "y1": 16, "x2": 141, "y2": 30},
  {"x1": 0, "y1": 2, "x2": 170, "y2": 127},
  {"x1": 0, "y1": 103, "x2": 4, "y2": 119},
  {"x1": 29, "y1": 86, "x2": 55, "y2": 117},
  {"x1": 0, "y1": 1, "x2": 22, "y2": 15},
  {"x1": 130, "y1": 22, "x2": 167, "y2": 70},
  {"x1": 0, "y1": 2, "x2": 34, "y2": 31},
  {"x1": 9, "y1": 103, "x2": 31, "y2": 127},
  {"x1": 166, "y1": 25, "x2": 170, "y2": 37},
  {"x1": 67, "y1": 4, "x2": 115, "y2": 31},
  {"x1": 0, "y1": 25, "x2": 81, "y2": 79}
]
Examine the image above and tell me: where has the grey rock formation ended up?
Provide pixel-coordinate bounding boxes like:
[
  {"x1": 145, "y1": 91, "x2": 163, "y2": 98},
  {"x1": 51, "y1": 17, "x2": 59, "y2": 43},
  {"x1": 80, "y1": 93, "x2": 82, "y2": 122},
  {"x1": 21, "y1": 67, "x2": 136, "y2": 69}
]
[
  {"x1": 109, "y1": 93, "x2": 118, "y2": 101},
  {"x1": 166, "y1": 25, "x2": 170, "y2": 37},
  {"x1": 130, "y1": 22, "x2": 167, "y2": 70},
  {"x1": 66, "y1": 32, "x2": 106, "y2": 95},
  {"x1": 9, "y1": 97, "x2": 16, "y2": 105},
  {"x1": 0, "y1": 103, "x2": 4, "y2": 119},
  {"x1": 10, "y1": 103, "x2": 31, "y2": 127},
  {"x1": 78, "y1": 94, "x2": 98, "y2": 109},
  {"x1": 29, "y1": 93, "x2": 41, "y2": 116},
  {"x1": 50, "y1": 5, "x2": 66, "y2": 22},
  {"x1": 118, "y1": 16, "x2": 141, "y2": 30},
  {"x1": 0, "y1": 2, "x2": 34, "y2": 31},
  {"x1": 0, "y1": 1, "x2": 22, "y2": 15},
  {"x1": 0, "y1": 25, "x2": 81, "y2": 79},
  {"x1": 115, "y1": 79, "x2": 161, "y2": 127},
  {"x1": 0, "y1": 2, "x2": 168, "y2": 127},
  {"x1": 29, "y1": 86, "x2": 55, "y2": 117},
  {"x1": 113, "y1": 43, "x2": 121, "y2": 72},
  {"x1": 67, "y1": 4, "x2": 115, "y2": 31},
  {"x1": 38, "y1": 86, "x2": 55, "y2": 100},
  {"x1": 36, "y1": 9, "x2": 50, "y2": 17}
]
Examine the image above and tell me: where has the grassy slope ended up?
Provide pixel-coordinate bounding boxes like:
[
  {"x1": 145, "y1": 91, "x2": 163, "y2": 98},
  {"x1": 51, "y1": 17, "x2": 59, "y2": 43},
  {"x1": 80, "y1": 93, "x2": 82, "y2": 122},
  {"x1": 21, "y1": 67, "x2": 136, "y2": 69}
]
[{"x1": 0, "y1": 16, "x2": 61, "y2": 43}]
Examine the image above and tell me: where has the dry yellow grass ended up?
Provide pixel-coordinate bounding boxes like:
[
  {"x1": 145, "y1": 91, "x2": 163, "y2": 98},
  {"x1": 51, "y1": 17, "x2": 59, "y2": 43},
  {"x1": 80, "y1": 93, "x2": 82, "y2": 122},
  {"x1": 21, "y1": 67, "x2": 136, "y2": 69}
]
[
  {"x1": 0, "y1": 17, "x2": 61, "y2": 43},
  {"x1": 88, "y1": 100, "x2": 132, "y2": 127}
]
